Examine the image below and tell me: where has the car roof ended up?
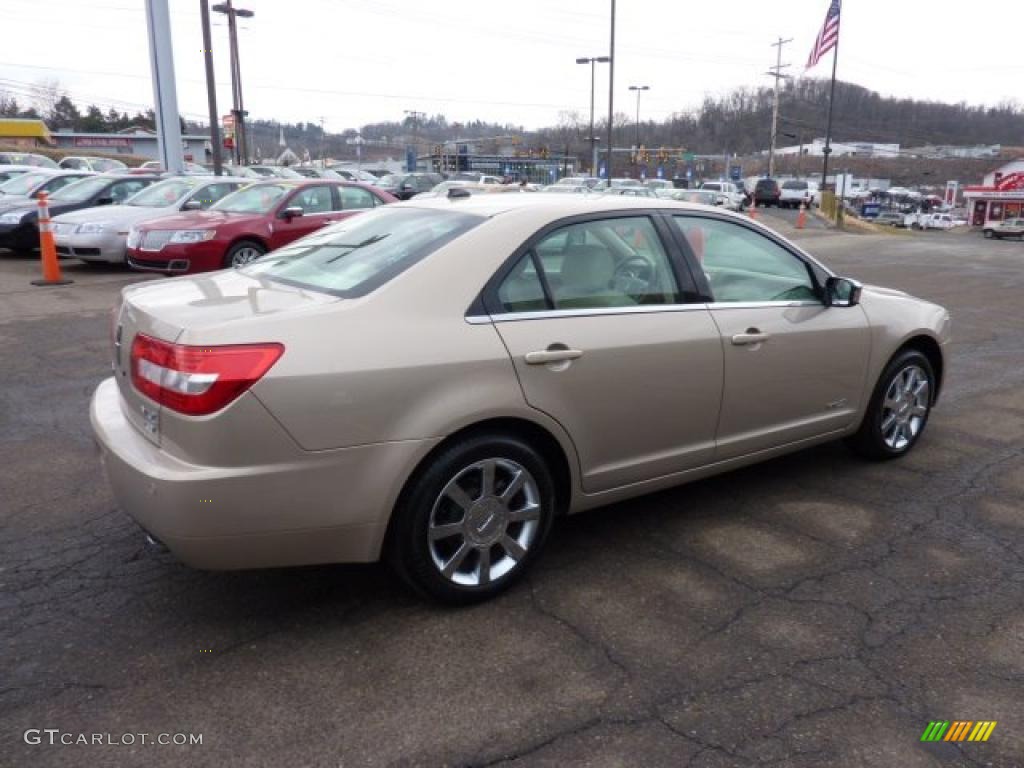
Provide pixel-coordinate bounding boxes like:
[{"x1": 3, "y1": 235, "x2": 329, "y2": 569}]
[{"x1": 397, "y1": 191, "x2": 740, "y2": 218}]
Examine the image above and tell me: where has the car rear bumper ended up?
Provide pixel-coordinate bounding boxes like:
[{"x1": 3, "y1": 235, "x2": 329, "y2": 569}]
[{"x1": 90, "y1": 377, "x2": 439, "y2": 569}]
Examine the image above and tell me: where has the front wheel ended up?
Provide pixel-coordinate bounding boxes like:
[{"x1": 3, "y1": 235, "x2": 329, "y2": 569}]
[
  {"x1": 223, "y1": 239, "x2": 265, "y2": 269},
  {"x1": 847, "y1": 350, "x2": 935, "y2": 460},
  {"x1": 983, "y1": 229, "x2": 993, "y2": 239},
  {"x1": 388, "y1": 435, "x2": 556, "y2": 604}
]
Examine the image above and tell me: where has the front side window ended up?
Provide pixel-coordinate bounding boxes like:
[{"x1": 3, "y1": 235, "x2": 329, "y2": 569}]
[
  {"x1": 127, "y1": 178, "x2": 197, "y2": 208},
  {"x1": 243, "y1": 207, "x2": 482, "y2": 297},
  {"x1": 498, "y1": 217, "x2": 681, "y2": 312},
  {"x1": 42, "y1": 176, "x2": 83, "y2": 194},
  {"x1": 673, "y1": 216, "x2": 817, "y2": 303},
  {"x1": 212, "y1": 183, "x2": 290, "y2": 214}
]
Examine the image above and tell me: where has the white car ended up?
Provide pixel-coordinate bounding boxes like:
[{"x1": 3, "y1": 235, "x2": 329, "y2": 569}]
[
  {"x1": 779, "y1": 180, "x2": 820, "y2": 209},
  {"x1": 919, "y1": 212, "x2": 957, "y2": 231},
  {"x1": 698, "y1": 181, "x2": 746, "y2": 211},
  {"x1": 52, "y1": 176, "x2": 249, "y2": 263}
]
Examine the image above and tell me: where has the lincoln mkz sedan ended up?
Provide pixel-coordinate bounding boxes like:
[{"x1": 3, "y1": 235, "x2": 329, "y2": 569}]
[
  {"x1": 125, "y1": 179, "x2": 396, "y2": 273},
  {"x1": 92, "y1": 196, "x2": 950, "y2": 603}
]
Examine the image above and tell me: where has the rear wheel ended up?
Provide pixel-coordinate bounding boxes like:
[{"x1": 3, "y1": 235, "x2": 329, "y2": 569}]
[
  {"x1": 223, "y1": 239, "x2": 265, "y2": 269},
  {"x1": 389, "y1": 434, "x2": 556, "y2": 604},
  {"x1": 847, "y1": 349, "x2": 935, "y2": 460},
  {"x1": 983, "y1": 229, "x2": 993, "y2": 239}
]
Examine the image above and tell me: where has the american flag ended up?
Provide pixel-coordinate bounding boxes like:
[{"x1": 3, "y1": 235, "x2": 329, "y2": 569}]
[{"x1": 806, "y1": 0, "x2": 841, "y2": 70}]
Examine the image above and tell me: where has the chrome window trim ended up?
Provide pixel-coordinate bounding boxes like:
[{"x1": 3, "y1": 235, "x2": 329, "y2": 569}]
[{"x1": 466, "y1": 299, "x2": 822, "y2": 324}]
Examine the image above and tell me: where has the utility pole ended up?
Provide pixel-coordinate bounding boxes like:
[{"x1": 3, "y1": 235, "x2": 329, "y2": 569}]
[
  {"x1": 213, "y1": 1, "x2": 253, "y2": 165},
  {"x1": 199, "y1": 0, "x2": 222, "y2": 175},
  {"x1": 766, "y1": 36, "x2": 792, "y2": 178},
  {"x1": 404, "y1": 109, "x2": 425, "y2": 172},
  {"x1": 605, "y1": 0, "x2": 616, "y2": 180}
]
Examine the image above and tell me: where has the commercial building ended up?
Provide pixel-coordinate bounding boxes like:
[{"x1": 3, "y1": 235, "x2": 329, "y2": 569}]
[
  {"x1": 963, "y1": 159, "x2": 1024, "y2": 227},
  {"x1": 773, "y1": 138, "x2": 900, "y2": 159},
  {"x1": 50, "y1": 128, "x2": 209, "y2": 162},
  {"x1": 0, "y1": 118, "x2": 53, "y2": 148}
]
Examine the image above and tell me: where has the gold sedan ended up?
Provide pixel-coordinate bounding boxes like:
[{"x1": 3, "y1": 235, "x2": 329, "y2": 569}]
[{"x1": 91, "y1": 195, "x2": 950, "y2": 603}]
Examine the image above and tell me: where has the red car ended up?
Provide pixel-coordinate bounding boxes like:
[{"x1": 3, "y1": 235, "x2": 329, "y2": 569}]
[{"x1": 126, "y1": 180, "x2": 396, "y2": 273}]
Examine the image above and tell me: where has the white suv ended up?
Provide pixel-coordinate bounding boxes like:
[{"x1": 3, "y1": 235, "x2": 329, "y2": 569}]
[
  {"x1": 779, "y1": 179, "x2": 820, "y2": 209},
  {"x1": 698, "y1": 181, "x2": 745, "y2": 211}
]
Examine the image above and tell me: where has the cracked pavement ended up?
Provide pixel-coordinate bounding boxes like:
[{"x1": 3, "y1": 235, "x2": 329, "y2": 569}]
[{"x1": 1, "y1": 226, "x2": 1022, "y2": 767}]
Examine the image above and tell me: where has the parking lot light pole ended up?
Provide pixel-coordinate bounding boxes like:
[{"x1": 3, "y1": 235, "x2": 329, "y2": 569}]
[
  {"x1": 605, "y1": 0, "x2": 615, "y2": 180},
  {"x1": 212, "y1": 1, "x2": 253, "y2": 165},
  {"x1": 576, "y1": 56, "x2": 610, "y2": 177},
  {"x1": 629, "y1": 85, "x2": 649, "y2": 169}
]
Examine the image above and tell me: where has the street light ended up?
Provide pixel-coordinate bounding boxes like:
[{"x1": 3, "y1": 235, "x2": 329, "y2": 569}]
[
  {"x1": 212, "y1": 1, "x2": 254, "y2": 165},
  {"x1": 628, "y1": 85, "x2": 649, "y2": 167},
  {"x1": 576, "y1": 56, "x2": 610, "y2": 177}
]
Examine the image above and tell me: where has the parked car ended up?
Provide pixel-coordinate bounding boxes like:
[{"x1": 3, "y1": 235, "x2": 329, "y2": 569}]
[
  {"x1": 327, "y1": 167, "x2": 382, "y2": 183},
  {"x1": 59, "y1": 156, "x2": 128, "y2": 173},
  {"x1": 204, "y1": 164, "x2": 264, "y2": 179},
  {"x1": 92, "y1": 194, "x2": 950, "y2": 603},
  {"x1": 0, "y1": 151, "x2": 58, "y2": 168},
  {"x1": 541, "y1": 184, "x2": 590, "y2": 195},
  {"x1": 698, "y1": 181, "x2": 746, "y2": 211},
  {"x1": 753, "y1": 178, "x2": 782, "y2": 207},
  {"x1": 246, "y1": 165, "x2": 304, "y2": 179},
  {"x1": 0, "y1": 173, "x2": 159, "y2": 251},
  {"x1": 554, "y1": 176, "x2": 602, "y2": 190},
  {"x1": 125, "y1": 180, "x2": 396, "y2": 273},
  {"x1": 602, "y1": 186, "x2": 654, "y2": 197},
  {"x1": 137, "y1": 160, "x2": 209, "y2": 175},
  {"x1": 668, "y1": 190, "x2": 721, "y2": 206},
  {"x1": 0, "y1": 169, "x2": 94, "y2": 214},
  {"x1": 292, "y1": 167, "x2": 345, "y2": 180},
  {"x1": 982, "y1": 218, "x2": 1024, "y2": 240},
  {"x1": 448, "y1": 172, "x2": 504, "y2": 185},
  {"x1": 875, "y1": 211, "x2": 911, "y2": 228},
  {"x1": 920, "y1": 212, "x2": 957, "y2": 231},
  {"x1": 52, "y1": 176, "x2": 249, "y2": 264},
  {"x1": 374, "y1": 172, "x2": 444, "y2": 200},
  {"x1": 779, "y1": 179, "x2": 819, "y2": 209},
  {"x1": 644, "y1": 179, "x2": 673, "y2": 193},
  {"x1": 0, "y1": 165, "x2": 39, "y2": 184}
]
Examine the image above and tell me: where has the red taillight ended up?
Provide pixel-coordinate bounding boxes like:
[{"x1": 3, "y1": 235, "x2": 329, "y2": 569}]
[{"x1": 130, "y1": 334, "x2": 283, "y2": 416}]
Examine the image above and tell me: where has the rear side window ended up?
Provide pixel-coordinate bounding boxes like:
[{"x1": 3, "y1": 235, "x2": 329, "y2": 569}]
[
  {"x1": 339, "y1": 186, "x2": 377, "y2": 210},
  {"x1": 243, "y1": 207, "x2": 482, "y2": 298}
]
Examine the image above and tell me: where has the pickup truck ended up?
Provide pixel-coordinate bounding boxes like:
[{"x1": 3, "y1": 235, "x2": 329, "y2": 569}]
[{"x1": 779, "y1": 179, "x2": 820, "y2": 209}]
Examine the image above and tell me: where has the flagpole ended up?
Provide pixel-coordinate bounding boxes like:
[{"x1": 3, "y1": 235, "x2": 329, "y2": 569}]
[{"x1": 820, "y1": 28, "x2": 840, "y2": 190}]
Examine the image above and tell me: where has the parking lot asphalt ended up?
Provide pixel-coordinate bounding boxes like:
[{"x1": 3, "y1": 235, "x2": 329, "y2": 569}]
[{"x1": 2, "y1": 226, "x2": 1023, "y2": 768}]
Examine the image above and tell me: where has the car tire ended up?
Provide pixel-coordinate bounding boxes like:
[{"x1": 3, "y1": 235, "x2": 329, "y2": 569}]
[
  {"x1": 846, "y1": 349, "x2": 935, "y2": 461},
  {"x1": 388, "y1": 434, "x2": 556, "y2": 604},
  {"x1": 983, "y1": 229, "x2": 993, "y2": 239},
  {"x1": 223, "y1": 239, "x2": 265, "y2": 269}
]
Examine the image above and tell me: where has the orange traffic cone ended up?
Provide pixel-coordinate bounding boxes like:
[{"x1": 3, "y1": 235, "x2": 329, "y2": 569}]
[
  {"x1": 796, "y1": 202, "x2": 807, "y2": 229},
  {"x1": 748, "y1": 201, "x2": 758, "y2": 220},
  {"x1": 31, "y1": 191, "x2": 72, "y2": 286}
]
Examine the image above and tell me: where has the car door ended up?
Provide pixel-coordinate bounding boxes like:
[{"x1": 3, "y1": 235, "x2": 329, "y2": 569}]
[
  {"x1": 485, "y1": 213, "x2": 723, "y2": 493},
  {"x1": 671, "y1": 214, "x2": 870, "y2": 460},
  {"x1": 268, "y1": 185, "x2": 337, "y2": 248}
]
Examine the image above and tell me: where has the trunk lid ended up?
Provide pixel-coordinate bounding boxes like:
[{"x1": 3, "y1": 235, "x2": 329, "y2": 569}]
[{"x1": 113, "y1": 269, "x2": 339, "y2": 444}]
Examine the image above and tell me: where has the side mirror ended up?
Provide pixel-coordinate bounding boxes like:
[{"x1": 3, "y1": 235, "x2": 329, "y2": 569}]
[
  {"x1": 96, "y1": 196, "x2": 114, "y2": 206},
  {"x1": 181, "y1": 199, "x2": 202, "y2": 211},
  {"x1": 281, "y1": 206, "x2": 304, "y2": 219},
  {"x1": 825, "y1": 276, "x2": 862, "y2": 307}
]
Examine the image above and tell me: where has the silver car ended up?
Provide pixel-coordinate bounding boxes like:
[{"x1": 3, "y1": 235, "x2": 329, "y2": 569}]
[
  {"x1": 53, "y1": 176, "x2": 249, "y2": 263},
  {"x1": 0, "y1": 169, "x2": 93, "y2": 214},
  {"x1": 92, "y1": 195, "x2": 950, "y2": 603}
]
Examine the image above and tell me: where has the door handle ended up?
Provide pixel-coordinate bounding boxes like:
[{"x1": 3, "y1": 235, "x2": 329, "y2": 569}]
[
  {"x1": 731, "y1": 329, "x2": 770, "y2": 346},
  {"x1": 525, "y1": 348, "x2": 583, "y2": 365}
]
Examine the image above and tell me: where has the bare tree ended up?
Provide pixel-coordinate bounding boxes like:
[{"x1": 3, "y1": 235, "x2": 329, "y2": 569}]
[{"x1": 30, "y1": 78, "x2": 66, "y2": 120}]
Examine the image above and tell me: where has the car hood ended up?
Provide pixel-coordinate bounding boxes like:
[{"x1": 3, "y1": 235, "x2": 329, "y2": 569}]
[
  {"x1": 53, "y1": 204, "x2": 177, "y2": 227},
  {"x1": 121, "y1": 267, "x2": 339, "y2": 338},
  {"x1": 136, "y1": 209, "x2": 258, "y2": 231}
]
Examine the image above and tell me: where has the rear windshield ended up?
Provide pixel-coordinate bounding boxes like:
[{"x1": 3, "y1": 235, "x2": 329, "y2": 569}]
[
  {"x1": 701, "y1": 183, "x2": 721, "y2": 191},
  {"x1": 243, "y1": 207, "x2": 483, "y2": 298},
  {"x1": 782, "y1": 181, "x2": 808, "y2": 190}
]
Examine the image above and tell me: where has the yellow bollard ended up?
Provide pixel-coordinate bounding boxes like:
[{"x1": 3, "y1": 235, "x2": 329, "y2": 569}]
[{"x1": 31, "y1": 191, "x2": 72, "y2": 286}]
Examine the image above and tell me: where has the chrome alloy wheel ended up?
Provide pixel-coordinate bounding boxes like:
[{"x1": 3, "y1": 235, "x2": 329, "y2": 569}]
[
  {"x1": 230, "y1": 246, "x2": 263, "y2": 267},
  {"x1": 880, "y1": 364, "x2": 930, "y2": 451},
  {"x1": 427, "y1": 458, "x2": 542, "y2": 587}
]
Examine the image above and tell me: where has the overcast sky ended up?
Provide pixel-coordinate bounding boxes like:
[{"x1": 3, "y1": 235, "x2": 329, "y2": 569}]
[{"x1": 1, "y1": 0, "x2": 1020, "y2": 133}]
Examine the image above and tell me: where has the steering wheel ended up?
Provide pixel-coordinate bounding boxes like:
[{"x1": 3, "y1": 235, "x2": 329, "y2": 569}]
[{"x1": 612, "y1": 255, "x2": 656, "y2": 299}]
